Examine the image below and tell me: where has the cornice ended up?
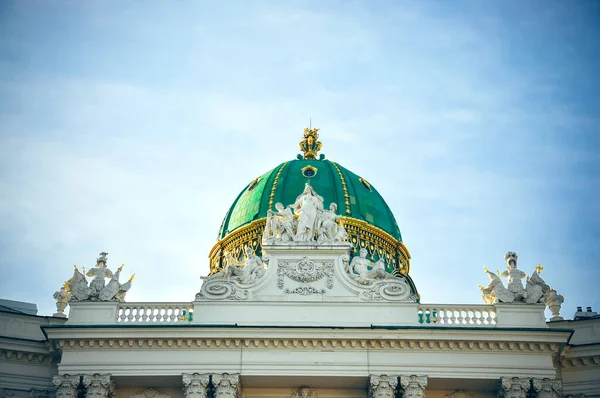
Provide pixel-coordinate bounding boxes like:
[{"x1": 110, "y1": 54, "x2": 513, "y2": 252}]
[
  {"x1": 53, "y1": 336, "x2": 563, "y2": 354},
  {"x1": 0, "y1": 348, "x2": 51, "y2": 364},
  {"x1": 561, "y1": 355, "x2": 600, "y2": 368}
]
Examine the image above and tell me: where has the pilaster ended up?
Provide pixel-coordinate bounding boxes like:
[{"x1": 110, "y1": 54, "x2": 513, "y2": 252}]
[
  {"x1": 400, "y1": 375, "x2": 428, "y2": 398},
  {"x1": 53, "y1": 374, "x2": 81, "y2": 398},
  {"x1": 182, "y1": 373, "x2": 210, "y2": 398},
  {"x1": 81, "y1": 374, "x2": 114, "y2": 398},
  {"x1": 532, "y1": 378, "x2": 562, "y2": 398},
  {"x1": 212, "y1": 373, "x2": 241, "y2": 398},
  {"x1": 499, "y1": 377, "x2": 531, "y2": 398},
  {"x1": 369, "y1": 375, "x2": 399, "y2": 398}
]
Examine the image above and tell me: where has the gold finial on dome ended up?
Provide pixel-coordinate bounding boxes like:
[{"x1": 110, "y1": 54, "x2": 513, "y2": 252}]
[{"x1": 299, "y1": 127, "x2": 322, "y2": 159}]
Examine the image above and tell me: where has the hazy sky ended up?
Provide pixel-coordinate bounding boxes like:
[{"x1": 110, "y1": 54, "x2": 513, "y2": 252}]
[{"x1": 0, "y1": 1, "x2": 598, "y2": 319}]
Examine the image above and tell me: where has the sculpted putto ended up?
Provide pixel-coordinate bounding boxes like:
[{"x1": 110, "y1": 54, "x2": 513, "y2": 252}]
[
  {"x1": 203, "y1": 247, "x2": 265, "y2": 284},
  {"x1": 479, "y1": 251, "x2": 564, "y2": 318},
  {"x1": 262, "y1": 183, "x2": 348, "y2": 245}
]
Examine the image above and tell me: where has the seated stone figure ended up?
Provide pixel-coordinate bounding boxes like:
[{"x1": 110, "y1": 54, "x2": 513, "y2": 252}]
[
  {"x1": 263, "y1": 203, "x2": 296, "y2": 244},
  {"x1": 317, "y1": 202, "x2": 348, "y2": 243},
  {"x1": 203, "y1": 247, "x2": 265, "y2": 284},
  {"x1": 349, "y1": 248, "x2": 393, "y2": 284}
]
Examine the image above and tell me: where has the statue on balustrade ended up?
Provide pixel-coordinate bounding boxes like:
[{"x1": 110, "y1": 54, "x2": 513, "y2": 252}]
[
  {"x1": 53, "y1": 283, "x2": 71, "y2": 318},
  {"x1": 203, "y1": 246, "x2": 265, "y2": 284},
  {"x1": 479, "y1": 251, "x2": 564, "y2": 318},
  {"x1": 502, "y1": 252, "x2": 527, "y2": 301},
  {"x1": 348, "y1": 248, "x2": 394, "y2": 284},
  {"x1": 64, "y1": 252, "x2": 134, "y2": 303}
]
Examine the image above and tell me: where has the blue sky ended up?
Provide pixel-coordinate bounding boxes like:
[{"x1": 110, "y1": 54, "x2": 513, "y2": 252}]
[{"x1": 0, "y1": 1, "x2": 598, "y2": 318}]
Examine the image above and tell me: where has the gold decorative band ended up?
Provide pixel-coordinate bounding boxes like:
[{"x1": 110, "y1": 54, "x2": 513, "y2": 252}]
[
  {"x1": 268, "y1": 162, "x2": 288, "y2": 209},
  {"x1": 330, "y1": 162, "x2": 351, "y2": 215},
  {"x1": 208, "y1": 217, "x2": 411, "y2": 279}
]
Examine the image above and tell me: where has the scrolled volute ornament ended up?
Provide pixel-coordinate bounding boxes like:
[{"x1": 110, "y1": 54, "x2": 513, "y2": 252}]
[
  {"x1": 212, "y1": 373, "x2": 241, "y2": 398},
  {"x1": 400, "y1": 375, "x2": 428, "y2": 398},
  {"x1": 369, "y1": 375, "x2": 399, "y2": 398},
  {"x1": 532, "y1": 378, "x2": 562, "y2": 398},
  {"x1": 182, "y1": 373, "x2": 210, "y2": 398}
]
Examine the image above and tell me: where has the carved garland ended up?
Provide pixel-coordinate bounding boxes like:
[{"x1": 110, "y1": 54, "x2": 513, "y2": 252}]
[{"x1": 278, "y1": 257, "x2": 334, "y2": 295}]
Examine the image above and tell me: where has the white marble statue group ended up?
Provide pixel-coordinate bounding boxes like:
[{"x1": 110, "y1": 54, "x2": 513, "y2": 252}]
[
  {"x1": 202, "y1": 247, "x2": 266, "y2": 285},
  {"x1": 53, "y1": 252, "x2": 135, "y2": 317},
  {"x1": 262, "y1": 183, "x2": 348, "y2": 245},
  {"x1": 480, "y1": 251, "x2": 564, "y2": 320},
  {"x1": 347, "y1": 248, "x2": 395, "y2": 285}
]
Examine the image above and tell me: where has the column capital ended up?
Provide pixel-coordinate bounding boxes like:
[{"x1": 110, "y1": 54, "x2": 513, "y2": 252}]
[
  {"x1": 399, "y1": 375, "x2": 428, "y2": 398},
  {"x1": 82, "y1": 373, "x2": 114, "y2": 398},
  {"x1": 182, "y1": 373, "x2": 210, "y2": 398},
  {"x1": 369, "y1": 375, "x2": 399, "y2": 398},
  {"x1": 532, "y1": 378, "x2": 562, "y2": 398},
  {"x1": 53, "y1": 374, "x2": 81, "y2": 398},
  {"x1": 499, "y1": 377, "x2": 531, "y2": 398},
  {"x1": 212, "y1": 373, "x2": 241, "y2": 398}
]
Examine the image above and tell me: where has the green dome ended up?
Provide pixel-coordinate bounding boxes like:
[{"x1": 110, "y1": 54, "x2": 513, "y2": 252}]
[{"x1": 218, "y1": 159, "x2": 402, "y2": 241}]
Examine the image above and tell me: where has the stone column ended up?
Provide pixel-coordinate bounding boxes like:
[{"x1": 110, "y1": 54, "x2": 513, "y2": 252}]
[
  {"x1": 532, "y1": 379, "x2": 562, "y2": 398},
  {"x1": 82, "y1": 374, "x2": 114, "y2": 398},
  {"x1": 499, "y1": 377, "x2": 531, "y2": 398},
  {"x1": 53, "y1": 374, "x2": 81, "y2": 398},
  {"x1": 369, "y1": 375, "x2": 399, "y2": 398},
  {"x1": 399, "y1": 375, "x2": 428, "y2": 398},
  {"x1": 182, "y1": 373, "x2": 210, "y2": 398},
  {"x1": 212, "y1": 373, "x2": 241, "y2": 398}
]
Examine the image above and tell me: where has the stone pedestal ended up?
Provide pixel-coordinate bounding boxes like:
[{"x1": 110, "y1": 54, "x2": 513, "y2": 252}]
[
  {"x1": 82, "y1": 374, "x2": 114, "y2": 398},
  {"x1": 495, "y1": 304, "x2": 547, "y2": 328},
  {"x1": 182, "y1": 373, "x2": 210, "y2": 398},
  {"x1": 400, "y1": 375, "x2": 428, "y2": 398},
  {"x1": 53, "y1": 374, "x2": 81, "y2": 398},
  {"x1": 369, "y1": 375, "x2": 398, "y2": 398},
  {"x1": 66, "y1": 302, "x2": 119, "y2": 325},
  {"x1": 499, "y1": 377, "x2": 531, "y2": 398},
  {"x1": 212, "y1": 373, "x2": 241, "y2": 398},
  {"x1": 532, "y1": 378, "x2": 562, "y2": 398}
]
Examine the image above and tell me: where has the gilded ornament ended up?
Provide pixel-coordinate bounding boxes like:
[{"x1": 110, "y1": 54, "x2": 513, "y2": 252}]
[{"x1": 299, "y1": 127, "x2": 322, "y2": 159}]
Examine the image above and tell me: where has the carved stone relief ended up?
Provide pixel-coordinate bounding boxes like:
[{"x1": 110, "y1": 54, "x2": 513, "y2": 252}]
[
  {"x1": 53, "y1": 375, "x2": 81, "y2": 398},
  {"x1": 360, "y1": 280, "x2": 417, "y2": 302},
  {"x1": 369, "y1": 375, "x2": 398, "y2": 398},
  {"x1": 82, "y1": 374, "x2": 114, "y2": 398},
  {"x1": 498, "y1": 377, "x2": 531, "y2": 398},
  {"x1": 196, "y1": 282, "x2": 250, "y2": 301},
  {"x1": 182, "y1": 373, "x2": 210, "y2": 398},
  {"x1": 212, "y1": 373, "x2": 241, "y2": 398},
  {"x1": 278, "y1": 257, "x2": 334, "y2": 295},
  {"x1": 290, "y1": 387, "x2": 317, "y2": 398},
  {"x1": 532, "y1": 378, "x2": 562, "y2": 398},
  {"x1": 400, "y1": 375, "x2": 428, "y2": 398}
]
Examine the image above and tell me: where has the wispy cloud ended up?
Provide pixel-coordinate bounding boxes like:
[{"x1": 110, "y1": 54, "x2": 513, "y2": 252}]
[{"x1": 0, "y1": 0, "x2": 598, "y2": 317}]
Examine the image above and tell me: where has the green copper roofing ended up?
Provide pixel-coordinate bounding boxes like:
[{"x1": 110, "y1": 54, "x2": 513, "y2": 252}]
[{"x1": 218, "y1": 159, "x2": 402, "y2": 241}]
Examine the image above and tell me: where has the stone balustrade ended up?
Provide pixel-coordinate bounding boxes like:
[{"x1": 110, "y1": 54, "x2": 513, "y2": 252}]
[
  {"x1": 65, "y1": 301, "x2": 547, "y2": 328},
  {"x1": 117, "y1": 302, "x2": 194, "y2": 324},
  {"x1": 418, "y1": 304, "x2": 497, "y2": 326}
]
